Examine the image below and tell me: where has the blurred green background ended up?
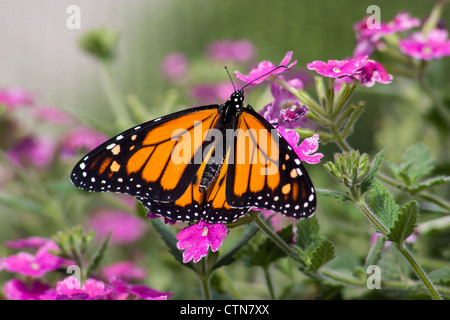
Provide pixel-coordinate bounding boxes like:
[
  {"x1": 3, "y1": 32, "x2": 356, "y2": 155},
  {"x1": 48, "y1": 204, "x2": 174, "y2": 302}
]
[{"x1": 0, "y1": 0, "x2": 449, "y2": 299}]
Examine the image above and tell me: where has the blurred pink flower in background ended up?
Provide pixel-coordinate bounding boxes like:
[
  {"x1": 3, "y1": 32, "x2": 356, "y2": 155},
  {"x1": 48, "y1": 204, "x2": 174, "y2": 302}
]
[
  {"x1": 399, "y1": 28, "x2": 450, "y2": 60},
  {"x1": 206, "y1": 39, "x2": 256, "y2": 63},
  {"x1": 3, "y1": 279, "x2": 50, "y2": 300},
  {"x1": 0, "y1": 240, "x2": 65, "y2": 277},
  {"x1": 7, "y1": 135, "x2": 56, "y2": 168},
  {"x1": 86, "y1": 209, "x2": 147, "y2": 245},
  {"x1": 0, "y1": 87, "x2": 33, "y2": 111},
  {"x1": 234, "y1": 51, "x2": 297, "y2": 86},
  {"x1": 32, "y1": 106, "x2": 74, "y2": 125},
  {"x1": 189, "y1": 81, "x2": 234, "y2": 105},
  {"x1": 60, "y1": 126, "x2": 108, "y2": 159},
  {"x1": 161, "y1": 52, "x2": 189, "y2": 83},
  {"x1": 102, "y1": 261, "x2": 147, "y2": 282}
]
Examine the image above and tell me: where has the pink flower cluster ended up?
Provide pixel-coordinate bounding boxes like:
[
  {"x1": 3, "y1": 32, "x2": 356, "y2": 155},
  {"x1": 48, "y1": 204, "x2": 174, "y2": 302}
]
[
  {"x1": 353, "y1": 11, "x2": 450, "y2": 61},
  {"x1": 0, "y1": 236, "x2": 172, "y2": 300}
]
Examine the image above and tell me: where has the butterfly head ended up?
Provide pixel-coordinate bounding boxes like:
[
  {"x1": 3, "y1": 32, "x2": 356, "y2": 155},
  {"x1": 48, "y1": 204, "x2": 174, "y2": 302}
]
[{"x1": 227, "y1": 90, "x2": 245, "y2": 111}]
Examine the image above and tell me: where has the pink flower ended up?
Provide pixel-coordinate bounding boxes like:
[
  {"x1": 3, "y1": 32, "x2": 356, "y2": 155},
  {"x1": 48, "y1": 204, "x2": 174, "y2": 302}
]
[
  {"x1": 277, "y1": 127, "x2": 323, "y2": 164},
  {"x1": 161, "y1": 52, "x2": 189, "y2": 83},
  {"x1": 353, "y1": 12, "x2": 421, "y2": 57},
  {"x1": 107, "y1": 278, "x2": 172, "y2": 300},
  {"x1": 354, "y1": 59, "x2": 393, "y2": 87},
  {"x1": 176, "y1": 220, "x2": 228, "y2": 263},
  {"x1": 7, "y1": 135, "x2": 56, "y2": 168},
  {"x1": 42, "y1": 277, "x2": 112, "y2": 300},
  {"x1": 206, "y1": 39, "x2": 256, "y2": 63},
  {"x1": 60, "y1": 126, "x2": 108, "y2": 159},
  {"x1": 33, "y1": 106, "x2": 74, "y2": 125},
  {"x1": 0, "y1": 241, "x2": 65, "y2": 277},
  {"x1": 0, "y1": 87, "x2": 33, "y2": 111},
  {"x1": 234, "y1": 51, "x2": 297, "y2": 86},
  {"x1": 102, "y1": 261, "x2": 147, "y2": 282},
  {"x1": 189, "y1": 81, "x2": 234, "y2": 105},
  {"x1": 259, "y1": 77, "x2": 310, "y2": 129},
  {"x1": 5, "y1": 236, "x2": 50, "y2": 249},
  {"x1": 86, "y1": 209, "x2": 147, "y2": 245},
  {"x1": 307, "y1": 56, "x2": 369, "y2": 78},
  {"x1": 3, "y1": 279, "x2": 50, "y2": 300},
  {"x1": 399, "y1": 28, "x2": 450, "y2": 60}
]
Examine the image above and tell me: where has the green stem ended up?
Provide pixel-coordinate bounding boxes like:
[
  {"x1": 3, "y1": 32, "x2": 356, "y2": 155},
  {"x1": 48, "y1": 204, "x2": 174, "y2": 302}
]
[
  {"x1": 394, "y1": 244, "x2": 443, "y2": 300},
  {"x1": 263, "y1": 265, "x2": 277, "y2": 300},
  {"x1": 197, "y1": 257, "x2": 212, "y2": 300},
  {"x1": 250, "y1": 212, "x2": 297, "y2": 257},
  {"x1": 418, "y1": 61, "x2": 450, "y2": 128},
  {"x1": 100, "y1": 61, "x2": 133, "y2": 130}
]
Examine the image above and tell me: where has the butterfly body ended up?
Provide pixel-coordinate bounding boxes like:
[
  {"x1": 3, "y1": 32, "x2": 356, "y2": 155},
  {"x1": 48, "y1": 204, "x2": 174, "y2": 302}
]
[{"x1": 71, "y1": 89, "x2": 316, "y2": 223}]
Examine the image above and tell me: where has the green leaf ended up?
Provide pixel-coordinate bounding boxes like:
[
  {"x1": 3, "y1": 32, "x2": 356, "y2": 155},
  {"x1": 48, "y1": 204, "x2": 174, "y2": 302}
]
[
  {"x1": 295, "y1": 215, "x2": 323, "y2": 252},
  {"x1": 212, "y1": 225, "x2": 259, "y2": 270},
  {"x1": 428, "y1": 267, "x2": 450, "y2": 285},
  {"x1": 365, "y1": 181, "x2": 399, "y2": 230},
  {"x1": 361, "y1": 147, "x2": 387, "y2": 193},
  {"x1": 307, "y1": 238, "x2": 336, "y2": 272},
  {"x1": 387, "y1": 201, "x2": 419, "y2": 246},
  {"x1": 150, "y1": 219, "x2": 194, "y2": 270},
  {"x1": 243, "y1": 225, "x2": 294, "y2": 267},
  {"x1": 407, "y1": 175, "x2": 450, "y2": 193},
  {"x1": 316, "y1": 188, "x2": 351, "y2": 202},
  {"x1": 399, "y1": 143, "x2": 434, "y2": 185},
  {"x1": 86, "y1": 232, "x2": 111, "y2": 277}
]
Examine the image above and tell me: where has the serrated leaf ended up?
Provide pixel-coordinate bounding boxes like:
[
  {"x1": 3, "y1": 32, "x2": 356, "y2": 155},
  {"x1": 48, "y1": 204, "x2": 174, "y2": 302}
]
[
  {"x1": 295, "y1": 215, "x2": 323, "y2": 252},
  {"x1": 365, "y1": 181, "x2": 399, "y2": 230},
  {"x1": 316, "y1": 188, "x2": 351, "y2": 202},
  {"x1": 407, "y1": 175, "x2": 450, "y2": 193},
  {"x1": 387, "y1": 201, "x2": 419, "y2": 245},
  {"x1": 399, "y1": 143, "x2": 434, "y2": 185},
  {"x1": 428, "y1": 267, "x2": 450, "y2": 285},
  {"x1": 150, "y1": 219, "x2": 194, "y2": 270},
  {"x1": 307, "y1": 238, "x2": 336, "y2": 272},
  {"x1": 86, "y1": 232, "x2": 111, "y2": 277},
  {"x1": 361, "y1": 147, "x2": 387, "y2": 193},
  {"x1": 212, "y1": 225, "x2": 259, "y2": 270}
]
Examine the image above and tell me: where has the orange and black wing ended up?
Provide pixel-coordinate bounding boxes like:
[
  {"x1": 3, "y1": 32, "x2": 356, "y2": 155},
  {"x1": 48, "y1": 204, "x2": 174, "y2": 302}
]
[
  {"x1": 70, "y1": 105, "x2": 222, "y2": 221},
  {"x1": 225, "y1": 106, "x2": 316, "y2": 219}
]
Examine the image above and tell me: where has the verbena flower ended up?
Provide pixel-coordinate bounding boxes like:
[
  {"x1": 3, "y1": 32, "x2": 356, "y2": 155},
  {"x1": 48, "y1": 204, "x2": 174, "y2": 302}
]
[
  {"x1": 42, "y1": 277, "x2": 112, "y2": 300},
  {"x1": 234, "y1": 51, "x2": 297, "y2": 86},
  {"x1": 277, "y1": 127, "x2": 323, "y2": 164},
  {"x1": 60, "y1": 126, "x2": 108, "y2": 160},
  {"x1": 161, "y1": 52, "x2": 189, "y2": 83},
  {"x1": 176, "y1": 220, "x2": 227, "y2": 263},
  {"x1": 307, "y1": 56, "x2": 368, "y2": 78},
  {"x1": 86, "y1": 209, "x2": 147, "y2": 245},
  {"x1": 354, "y1": 59, "x2": 393, "y2": 87},
  {"x1": 399, "y1": 28, "x2": 450, "y2": 60},
  {"x1": 102, "y1": 261, "x2": 147, "y2": 282},
  {"x1": 353, "y1": 12, "x2": 421, "y2": 56},
  {"x1": 0, "y1": 241, "x2": 65, "y2": 277},
  {"x1": 189, "y1": 81, "x2": 233, "y2": 105},
  {"x1": 259, "y1": 78, "x2": 309, "y2": 128},
  {"x1": 7, "y1": 135, "x2": 56, "y2": 169},
  {"x1": 206, "y1": 39, "x2": 256, "y2": 63},
  {"x1": 3, "y1": 279, "x2": 50, "y2": 300},
  {"x1": 107, "y1": 278, "x2": 172, "y2": 300},
  {"x1": 0, "y1": 87, "x2": 33, "y2": 111},
  {"x1": 5, "y1": 236, "x2": 50, "y2": 249}
]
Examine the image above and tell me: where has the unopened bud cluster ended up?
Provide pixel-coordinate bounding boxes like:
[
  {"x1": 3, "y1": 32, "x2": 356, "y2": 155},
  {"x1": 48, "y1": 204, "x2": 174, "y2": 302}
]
[{"x1": 324, "y1": 150, "x2": 370, "y2": 187}]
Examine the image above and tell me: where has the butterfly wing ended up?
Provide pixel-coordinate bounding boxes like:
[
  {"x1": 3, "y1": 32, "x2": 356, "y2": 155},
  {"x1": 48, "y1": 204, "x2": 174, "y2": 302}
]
[
  {"x1": 226, "y1": 106, "x2": 316, "y2": 219},
  {"x1": 71, "y1": 105, "x2": 222, "y2": 205}
]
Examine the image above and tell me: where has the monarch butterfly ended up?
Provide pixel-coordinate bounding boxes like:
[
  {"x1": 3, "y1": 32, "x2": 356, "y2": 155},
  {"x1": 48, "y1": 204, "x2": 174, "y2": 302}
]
[{"x1": 70, "y1": 69, "x2": 316, "y2": 224}]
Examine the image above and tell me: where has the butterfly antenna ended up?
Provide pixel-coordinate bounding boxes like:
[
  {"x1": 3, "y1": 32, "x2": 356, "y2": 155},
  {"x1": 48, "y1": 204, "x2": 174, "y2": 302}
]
[
  {"x1": 224, "y1": 66, "x2": 237, "y2": 92},
  {"x1": 240, "y1": 65, "x2": 288, "y2": 91}
]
